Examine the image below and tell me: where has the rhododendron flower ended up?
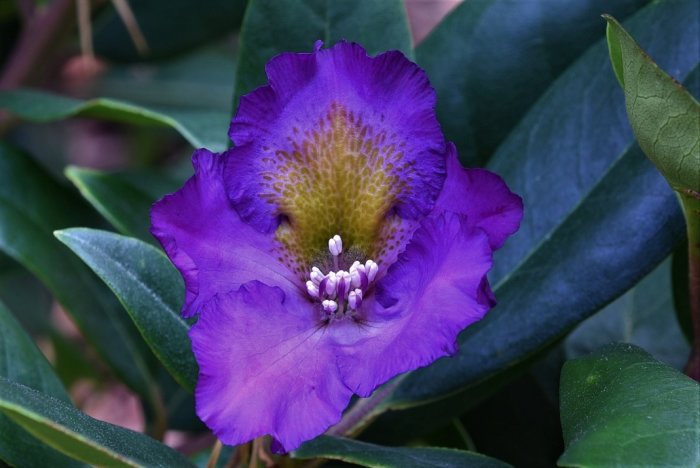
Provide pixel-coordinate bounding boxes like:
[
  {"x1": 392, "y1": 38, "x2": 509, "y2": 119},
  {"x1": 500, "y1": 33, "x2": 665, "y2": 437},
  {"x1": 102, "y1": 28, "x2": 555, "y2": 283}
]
[{"x1": 151, "y1": 41, "x2": 522, "y2": 453}]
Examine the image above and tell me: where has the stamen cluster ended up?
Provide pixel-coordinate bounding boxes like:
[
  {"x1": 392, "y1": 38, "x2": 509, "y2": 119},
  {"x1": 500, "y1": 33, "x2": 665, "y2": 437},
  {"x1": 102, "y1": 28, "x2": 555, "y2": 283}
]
[{"x1": 305, "y1": 235, "x2": 378, "y2": 320}]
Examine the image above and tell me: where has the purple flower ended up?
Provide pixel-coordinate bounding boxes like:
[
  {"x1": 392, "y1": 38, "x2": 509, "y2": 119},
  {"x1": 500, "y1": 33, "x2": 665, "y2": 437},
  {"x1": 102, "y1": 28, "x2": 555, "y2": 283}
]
[{"x1": 151, "y1": 41, "x2": 522, "y2": 452}]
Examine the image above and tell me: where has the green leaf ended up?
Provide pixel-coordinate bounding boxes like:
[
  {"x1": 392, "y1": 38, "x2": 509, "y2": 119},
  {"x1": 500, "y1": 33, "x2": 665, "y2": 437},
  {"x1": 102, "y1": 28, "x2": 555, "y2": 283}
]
[
  {"x1": 0, "y1": 142, "x2": 157, "y2": 403},
  {"x1": 0, "y1": 88, "x2": 230, "y2": 152},
  {"x1": 293, "y1": 436, "x2": 511, "y2": 468},
  {"x1": 558, "y1": 343, "x2": 700, "y2": 466},
  {"x1": 56, "y1": 228, "x2": 196, "y2": 392},
  {"x1": 233, "y1": 0, "x2": 412, "y2": 108},
  {"x1": 416, "y1": 0, "x2": 650, "y2": 164},
  {"x1": 65, "y1": 166, "x2": 181, "y2": 244},
  {"x1": 672, "y1": 240, "x2": 693, "y2": 343},
  {"x1": 0, "y1": 377, "x2": 195, "y2": 467},
  {"x1": 565, "y1": 257, "x2": 690, "y2": 370},
  {"x1": 0, "y1": 301, "x2": 82, "y2": 467},
  {"x1": 93, "y1": 0, "x2": 247, "y2": 61},
  {"x1": 604, "y1": 14, "x2": 700, "y2": 193},
  {"x1": 386, "y1": 0, "x2": 698, "y2": 409}
]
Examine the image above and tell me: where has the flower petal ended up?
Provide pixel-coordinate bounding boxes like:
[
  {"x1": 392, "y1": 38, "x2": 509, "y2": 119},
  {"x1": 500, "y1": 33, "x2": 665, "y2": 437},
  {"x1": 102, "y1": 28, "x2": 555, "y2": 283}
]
[
  {"x1": 224, "y1": 41, "x2": 446, "y2": 264},
  {"x1": 190, "y1": 282, "x2": 352, "y2": 452},
  {"x1": 435, "y1": 143, "x2": 523, "y2": 249},
  {"x1": 150, "y1": 149, "x2": 296, "y2": 317},
  {"x1": 334, "y1": 212, "x2": 493, "y2": 397}
]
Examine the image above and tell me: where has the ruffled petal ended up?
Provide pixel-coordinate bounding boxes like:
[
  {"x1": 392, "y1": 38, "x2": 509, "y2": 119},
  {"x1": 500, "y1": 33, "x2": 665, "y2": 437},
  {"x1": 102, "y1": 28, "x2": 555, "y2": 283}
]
[
  {"x1": 435, "y1": 143, "x2": 523, "y2": 249},
  {"x1": 333, "y1": 212, "x2": 493, "y2": 397},
  {"x1": 190, "y1": 282, "x2": 352, "y2": 452},
  {"x1": 224, "y1": 41, "x2": 445, "y2": 265},
  {"x1": 150, "y1": 149, "x2": 296, "y2": 317}
]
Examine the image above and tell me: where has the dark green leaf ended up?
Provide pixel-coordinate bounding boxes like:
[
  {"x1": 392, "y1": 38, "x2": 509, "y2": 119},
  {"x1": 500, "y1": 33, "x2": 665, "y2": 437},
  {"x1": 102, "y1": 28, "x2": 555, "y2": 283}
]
[
  {"x1": 416, "y1": 0, "x2": 649, "y2": 164},
  {"x1": 0, "y1": 259, "x2": 52, "y2": 336},
  {"x1": 0, "y1": 377, "x2": 195, "y2": 467},
  {"x1": 386, "y1": 0, "x2": 698, "y2": 409},
  {"x1": 0, "y1": 89, "x2": 230, "y2": 152},
  {"x1": 66, "y1": 166, "x2": 180, "y2": 244},
  {"x1": 605, "y1": 14, "x2": 700, "y2": 193},
  {"x1": 233, "y1": 0, "x2": 412, "y2": 108},
  {"x1": 0, "y1": 302, "x2": 82, "y2": 467},
  {"x1": 0, "y1": 142, "x2": 157, "y2": 402},
  {"x1": 558, "y1": 343, "x2": 700, "y2": 466},
  {"x1": 56, "y1": 228, "x2": 196, "y2": 392},
  {"x1": 294, "y1": 436, "x2": 511, "y2": 468},
  {"x1": 93, "y1": 0, "x2": 247, "y2": 61},
  {"x1": 565, "y1": 257, "x2": 690, "y2": 369}
]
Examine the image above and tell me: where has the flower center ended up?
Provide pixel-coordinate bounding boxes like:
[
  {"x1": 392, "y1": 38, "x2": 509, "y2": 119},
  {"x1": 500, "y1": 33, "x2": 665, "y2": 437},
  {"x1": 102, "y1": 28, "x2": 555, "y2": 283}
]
[{"x1": 305, "y1": 235, "x2": 379, "y2": 322}]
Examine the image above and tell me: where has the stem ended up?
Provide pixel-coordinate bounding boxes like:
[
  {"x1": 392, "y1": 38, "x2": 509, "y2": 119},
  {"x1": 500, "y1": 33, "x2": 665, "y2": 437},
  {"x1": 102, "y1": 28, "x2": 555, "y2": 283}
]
[
  {"x1": 680, "y1": 189, "x2": 700, "y2": 382},
  {"x1": 207, "y1": 440, "x2": 224, "y2": 468},
  {"x1": 0, "y1": 0, "x2": 74, "y2": 90}
]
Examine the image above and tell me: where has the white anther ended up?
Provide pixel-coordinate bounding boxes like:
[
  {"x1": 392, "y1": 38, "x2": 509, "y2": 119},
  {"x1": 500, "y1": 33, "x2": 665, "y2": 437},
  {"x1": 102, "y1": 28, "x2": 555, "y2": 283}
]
[
  {"x1": 322, "y1": 299, "x2": 338, "y2": 313},
  {"x1": 324, "y1": 272, "x2": 338, "y2": 296},
  {"x1": 349, "y1": 261, "x2": 362, "y2": 288},
  {"x1": 365, "y1": 260, "x2": 379, "y2": 282},
  {"x1": 328, "y1": 235, "x2": 343, "y2": 256},
  {"x1": 310, "y1": 266, "x2": 324, "y2": 285},
  {"x1": 306, "y1": 280, "x2": 320, "y2": 298},
  {"x1": 348, "y1": 289, "x2": 363, "y2": 310}
]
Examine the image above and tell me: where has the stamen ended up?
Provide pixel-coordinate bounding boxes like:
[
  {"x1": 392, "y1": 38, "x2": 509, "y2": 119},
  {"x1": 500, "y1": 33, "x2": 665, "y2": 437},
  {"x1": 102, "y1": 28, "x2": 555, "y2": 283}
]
[
  {"x1": 365, "y1": 260, "x2": 378, "y2": 282},
  {"x1": 310, "y1": 266, "x2": 324, "y2": 285},
  {"x1": 348, "y1": 289, "x2": 363, "y2": 310},
  {"x1": 328, "y1": 234, "x2": 343, "y2": 257},
  {"x1": 322, "y1": 300, "x2": 338, "y2": 314},
  {"x1": 349, "y1": 261, "x2": 368, "y2": 290},
  {"x1": 323, "y1": 271, "x2": 338, "y2": 297},
  {"x1": 336, "y1": 271, "x2": 352, "y2": 301},
  {"x1": 306, "y1": 280, "x2": 320, "y2": 298}
]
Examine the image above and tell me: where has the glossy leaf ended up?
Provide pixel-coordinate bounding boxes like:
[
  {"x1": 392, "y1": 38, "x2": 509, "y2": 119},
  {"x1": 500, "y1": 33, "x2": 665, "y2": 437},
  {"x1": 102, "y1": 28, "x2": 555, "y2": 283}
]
[
  {"x1": 0, "y1": 142, "x2": 156, "y2": 402},
  {"x1": 558, "y1": 344, "x2": 700, "y2": 466},
  {"x1": 0, "y1": 377, "x2": 195, "y2": 467},
  {"x1": 0, "y1": 302, "x2": 81, "y2": 468},
  {"x1": 233, "y1": 0, "x2": 412, "y2": 108},
  {"x1": 0, "y1": 89, "x2": 230, "y2": 152},
  {"x1": 386, "y1": 0, "x2": 698, "y2": 408},
  {"x1": 565, "y1": 257, "x2": 690, "y2": 369},
  {"x1": 416, "y1": 0, "x2": 649, "y2": 164},
  {"x1": 605, "y1": 15, "x2": 700, "y2": 193},
  {"x1": 294, "y1": 436, "x2": 511, "y2": 468},
  {"x1": 56, "y1": 228, "x2": 195, "y2": 392},
  {"x1": 66, "y1": 166, "x2": 180, "y2": 243},
  {"x1": 93, "y1": 0, "x2": 247, "y2": 61}
]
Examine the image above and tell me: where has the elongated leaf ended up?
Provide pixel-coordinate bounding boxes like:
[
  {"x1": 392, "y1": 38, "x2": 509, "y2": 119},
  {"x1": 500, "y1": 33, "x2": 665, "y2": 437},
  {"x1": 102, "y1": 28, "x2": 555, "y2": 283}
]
[
  {"x1": 0, "y1": 302, "x2": 82, "y2": 467},
  {"x1": 93, "y1": 0, "x2": 247, "y2": 61},
  {"x1": 233, "y1": 0, "x2": 412, "y2": 108},
  {"x1": 558, "y1": 344, "x2": 700, "y2": 466},
  {"x1": 0, "y1": 89, "x2": 230, "y2": 152},
  {"x1": 0, "y1": 142, "x2": 156, "y2": 402},
  {"x1": 66, "y1": 166, "x2": 180, "y2": 243},
  {"x1": 417, "y1": 0, "x2": 649, "y2": 163},
  {"x1": 605, "y1": 15, "x2": 700, "y2": 192},
  {"x1": 565, "y1": 257, "x2": 690, "y2": 369},
  {"x1": 56, "y1": 228, "x2": 196, "y2": 392},
  {"x1": 294, "y1": 436, "x2": 511, "y2": 468},
  {"x1": 0, "y1": 377, "x2": 195, "y2": 467},
  {"x1": 387, "y1": 0, "x2": 698, "y2": 408}
]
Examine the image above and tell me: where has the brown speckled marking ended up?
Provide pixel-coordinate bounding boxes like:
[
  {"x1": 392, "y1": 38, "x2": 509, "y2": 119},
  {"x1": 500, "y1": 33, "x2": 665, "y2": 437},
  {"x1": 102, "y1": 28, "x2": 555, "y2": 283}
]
[{"x1": 258, "y1": 103, "x2": 416, "y2": 274}]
